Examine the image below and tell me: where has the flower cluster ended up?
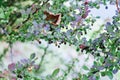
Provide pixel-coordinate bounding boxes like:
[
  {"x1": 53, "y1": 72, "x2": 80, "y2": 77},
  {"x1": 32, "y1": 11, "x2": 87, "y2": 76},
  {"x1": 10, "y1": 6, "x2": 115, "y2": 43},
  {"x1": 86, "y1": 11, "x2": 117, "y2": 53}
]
[
  {"x1": 0, "y1": 53, "x2": 40, "y2": 80},
  {"x1": 0, "y1": 0, "x2": 120, "y2": 80}
]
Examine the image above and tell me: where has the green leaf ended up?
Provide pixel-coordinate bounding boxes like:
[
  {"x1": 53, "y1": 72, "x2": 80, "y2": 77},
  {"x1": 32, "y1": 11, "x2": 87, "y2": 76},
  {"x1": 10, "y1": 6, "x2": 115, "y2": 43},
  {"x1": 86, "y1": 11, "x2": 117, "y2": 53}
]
[
  {"x1": 106, "y1": 71, "x2": 113, "y2": 79},
  {"x1": 103, "y1": 0, "x2": 106, "y2": 5},
  {"x1": 30, "y1": 53, "x2": 36, "y2": 59},
  {"x1": 52, "y1": 68, "x2": 60, "y2": 77},
  {"x1": 96, "y1": 16, "x2": 100, "y2": 19},
  {"x1": 82, "y1": 75, "x2": 88, "y2": 80},
  {"x1": 76, "y1": 47, "x2": 80, "y2": 52},
  {"x1": 82, "y1": 65, "x2": 89, "y2": 70},
  {"x1": 100, "y1": 57, "x2": 104, "y2": 63},
  {"x1": 101, "y1": 72, "x2": 106, "y2": 76}
]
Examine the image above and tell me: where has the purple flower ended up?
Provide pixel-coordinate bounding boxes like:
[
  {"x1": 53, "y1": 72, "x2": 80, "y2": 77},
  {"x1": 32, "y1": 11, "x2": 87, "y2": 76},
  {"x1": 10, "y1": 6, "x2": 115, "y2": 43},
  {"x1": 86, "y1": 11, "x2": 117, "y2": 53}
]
[
  {"x1": 112, "y1": 69, "x2": 118, "y2": 74},
  {"x1": 91, "y1": 65, "x2": 96, "y2": 68},
  {"x1": 106, "y1": 22, "x2": 111, "y2": 26},
  {"x1": 76, "y1": 17, "x2": 82, "y2": 23},
  {"x1": 105, "y1": 63, "x2": 112, "y2": 67},
  {"x1": 65, "y1": 29, "x2": 73, "y2": 38},
  {"x1": 107, "y1": 52, "x2": 112, "y2": 56},
  {"x1": 118, "y1": 60, "x2": 120, "y2": 65},
  {"x1": 70, "y1": 21, "x2": 76, "y2": 27},
  {"x1": 33, "y1": 30, "x2": 40, "y2": 35},
  {"x1": 55, "y1": 28, "x2": 61, "y2": 32},
  {"x1": 21, "y1": 8, "x2": 32, "y2": 15},
  {"x1": 97, "y1": 66, "x2": 104, "y2": 70},
  {"x1": 26, "y1": 8, "x2": 32, "y2": 15},
  {"x1": 82, "y1": 37, "x2": 87, "y2": 43},
  {"x1": 32, "y1": 20, "x2": 39, "y2": 28},
  {"x1": 44, "y1": 24, "x2": 50, "y2": 31},
  {"x1": 89, "y1": 75, "x2": 96, "y2": 80},
  {"x1": 8, "y1": 63, "x2": 16, "y2": 71},
  {"x1": 34, "y1": 65, "x2": 40, "y2": 70},
  {"x1": 115, "y1": 10, "x2": 119, "y2": 15},
  {"x1": 105, "y1": 22, "x2": 113, "y2": 32},
  {"x1": 17, "y1": 62, "x2": 23, "y2": 68},
  {"x1": 74, "y1": 14, "x2": 82, "y2": 22},
  {"x1": 20, "y1": 59, "x2": 30, "y2": 65}
]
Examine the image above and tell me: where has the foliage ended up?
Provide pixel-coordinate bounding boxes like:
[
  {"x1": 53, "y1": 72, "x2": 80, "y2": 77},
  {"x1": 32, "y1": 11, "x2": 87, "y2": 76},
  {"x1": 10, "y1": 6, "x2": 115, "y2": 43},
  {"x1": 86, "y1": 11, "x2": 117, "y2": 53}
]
[{"x1": 0, "y1": 0, "x2": 120, "y2": 80}]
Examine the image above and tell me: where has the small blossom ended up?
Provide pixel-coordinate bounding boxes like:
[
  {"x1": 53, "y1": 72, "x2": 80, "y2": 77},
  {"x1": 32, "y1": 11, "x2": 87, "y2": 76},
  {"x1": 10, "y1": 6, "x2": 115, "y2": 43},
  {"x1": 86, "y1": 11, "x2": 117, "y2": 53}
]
[
  {"x1": 105, "y1": 63, "x2": 112, "y2": 67},
  {"x1": 20, "y1": 59, "x2": 30, "y2": 65},
  {"x1": 34, "y1": 65, "x2": 40, "y2": 70},
  {"x1": 79, "y1": 44, "x2": 86, "y2": 49},
  {"x1": 97, "y1": 66, "x2": 104, "y2": 70},
  {"x1": 11, "y1": 77, "x2": 17, "y2": 80},
  {"x1": 89, "y1": 75, "x2": 96, "y2": 80},
  {"x1": 43, "y1": 24, "x2": 50, "y2": 31},
  {"x1": 26, "y1": 8, "x2": 32, "y2": 15},
  {"x1": 112, "y1": 69, "x2": 118, "y2": 74},
  {"x1": 8, "y1": 63, "x2": 16, "y2": 71}
]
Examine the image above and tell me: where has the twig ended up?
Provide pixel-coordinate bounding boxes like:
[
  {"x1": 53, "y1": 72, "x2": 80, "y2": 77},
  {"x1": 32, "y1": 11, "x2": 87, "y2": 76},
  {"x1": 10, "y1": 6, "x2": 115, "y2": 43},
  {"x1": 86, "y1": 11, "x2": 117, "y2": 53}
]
[
  {"x1": 116, "y1": 0, "x2": 120, "y2": 13},
  {"x1": 9, "y1": 43, "x2": 13, "y2": 62},
  {"x1": 62, "y1": 59, "x2": 76, "y2": 80},
  {"x1": 16, "y1": 0, "x2": 50, "y2": 29},
  {"x1": 35, "y1": 44, "x2": 49, "y2": 72}
]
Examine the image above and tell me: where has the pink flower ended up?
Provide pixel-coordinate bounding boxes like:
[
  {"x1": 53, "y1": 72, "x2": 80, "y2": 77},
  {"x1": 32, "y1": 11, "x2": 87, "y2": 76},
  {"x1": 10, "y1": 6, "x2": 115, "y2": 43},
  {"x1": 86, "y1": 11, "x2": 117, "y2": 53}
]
[
  {"x1": 79, "y1": 44, "x2": 86, "y2": 49},
  {"x1": 12, "y1": 77, "x2": 17, "y2": 80},
  {"x1": 8, "y1": 63, "x2": 16, "y2": 71}
]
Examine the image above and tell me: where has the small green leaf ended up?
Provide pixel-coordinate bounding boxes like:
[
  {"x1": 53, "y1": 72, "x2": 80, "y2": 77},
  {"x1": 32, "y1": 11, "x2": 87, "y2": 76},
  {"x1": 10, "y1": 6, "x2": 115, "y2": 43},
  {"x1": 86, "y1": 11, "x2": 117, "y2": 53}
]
[
  {"x1": 82, "y1": 65, "x2": 89, "y2": 70},
  {"x1": 101, "y1": 72, "x2": 106, "y2": 76},
  {"x1": 103, "y1": 0, "x2": 106, "y2": 5},
  {"x1": 100, "y1": 57, "x2": 104, "y2": 63},
  {"x1": 96, "y1": 16, "x2": 100, "y2": 19},
  {"x1": 52, "y1": 68, "x2": 60, "y2": 77},
  {"x1": 82, "y1": 75, "x2": 88, "y2": 80},
  {"x1": 30, "y1": 53, "x2": 36, "y2": 59},
  {"x1": 76, "y1": 47, "x2": 80, "y2": 52},
  {"x1": 107, "y1": 71, "x2": 113, "y2": 79}
]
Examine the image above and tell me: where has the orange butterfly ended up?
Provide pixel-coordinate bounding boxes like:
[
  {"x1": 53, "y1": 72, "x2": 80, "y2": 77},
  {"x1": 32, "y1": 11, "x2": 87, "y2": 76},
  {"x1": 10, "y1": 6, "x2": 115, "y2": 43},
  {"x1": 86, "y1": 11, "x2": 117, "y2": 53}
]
[{"x1": 44, "y1": 11, "x2": 61, "y2": 26}]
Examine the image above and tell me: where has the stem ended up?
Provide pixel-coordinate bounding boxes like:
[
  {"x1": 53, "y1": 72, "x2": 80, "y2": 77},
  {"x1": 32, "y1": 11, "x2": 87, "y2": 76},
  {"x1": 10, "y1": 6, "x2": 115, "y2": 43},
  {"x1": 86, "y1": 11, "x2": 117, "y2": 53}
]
[
  {"x1": 16, "y1": 0, "x2": 50, "y2": 29},
  {"x1": 62, "y1": 59, "x2": 75, "y2": 80},
  {"x1": 39, "y1": 44, "x2": 49, "y2": 65},
  {"x1": 36, "y1": 44, "x2": 49, "y2": 72},
  {"x1": 0, "y1": 48, "x2": 8, "y2": 61},
  {"x1": 116, "y1": 0, "x2": 120, "y2": 13},
  {"x1": 9, "y1": 43, "x2": 13, "y2": 62}
]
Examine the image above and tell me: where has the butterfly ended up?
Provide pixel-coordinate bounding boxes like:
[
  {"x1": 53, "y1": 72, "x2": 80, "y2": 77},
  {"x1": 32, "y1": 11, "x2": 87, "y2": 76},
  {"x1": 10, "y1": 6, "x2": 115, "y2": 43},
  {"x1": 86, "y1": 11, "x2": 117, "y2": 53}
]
[{"x1": 44, "y1": 11, "x2": 61, "y2": 26}]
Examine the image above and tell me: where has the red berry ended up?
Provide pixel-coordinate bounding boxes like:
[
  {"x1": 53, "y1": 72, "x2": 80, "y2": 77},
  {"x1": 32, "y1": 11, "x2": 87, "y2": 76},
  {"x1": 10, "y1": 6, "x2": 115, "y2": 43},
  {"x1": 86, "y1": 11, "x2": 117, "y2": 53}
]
[
  {"x1": 79, "y1": 44, "x2": 86, "y2": 49},
  {"x1": 84, "y1": 2, "x2": 88, "y2": 5}
]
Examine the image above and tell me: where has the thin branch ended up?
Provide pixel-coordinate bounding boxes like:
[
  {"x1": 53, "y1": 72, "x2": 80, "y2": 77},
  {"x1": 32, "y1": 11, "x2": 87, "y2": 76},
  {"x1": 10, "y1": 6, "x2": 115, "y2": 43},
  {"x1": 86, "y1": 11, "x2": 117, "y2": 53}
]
[
  {"x1": 116, "y1": 0, "x2": 120, "y2": 13},
  {"x1": 39, "y1": 44, "x2": 49, "y2": 65},
  {"x1": 9, "y1": 43, "x2": 13, "y2": 63},
  {"x1": 62, "y1": 59, "x2": 76, "y2": 80},
  {"x1": 16, "y1": 0, "x2": 50, "y2": 29},
  {"x1": 35, "y1": 44, "x2": 49, "y2": 72}
]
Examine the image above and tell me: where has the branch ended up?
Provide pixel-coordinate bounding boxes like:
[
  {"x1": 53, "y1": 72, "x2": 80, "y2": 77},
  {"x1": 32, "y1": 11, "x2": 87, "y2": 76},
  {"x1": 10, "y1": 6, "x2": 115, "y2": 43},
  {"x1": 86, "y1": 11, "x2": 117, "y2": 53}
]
[
  {"x1": 35, "y1": 44, "x2": 49, "y2": 72},
  {"x1": 9, "y1": 43, "x2": 13, "y2": 63},
  {"x1": 62, "y1": 59, "x2": 75, "y2": 80},
  {"x1": 15, "y1": 0, "x2": 50, "y2": 29},
  {"x1": 116, "y1": 0, "x2": 120, "y2": 13}
]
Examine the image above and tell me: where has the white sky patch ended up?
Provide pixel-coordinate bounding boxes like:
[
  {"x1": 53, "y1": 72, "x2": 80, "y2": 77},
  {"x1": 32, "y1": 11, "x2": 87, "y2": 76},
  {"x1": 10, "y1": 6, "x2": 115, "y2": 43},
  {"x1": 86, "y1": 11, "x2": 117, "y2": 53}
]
[
  {"x1": 63, "y1": 1, "x2": 71, "y2": 8},
  {"x1": 92, "y1": 19, "x2": 104, "y2": 31},
  {"x1": 90, "y1": 4, "x2": 116, "y2": 20},
  {"x1": 49, "y1": 0, "x2": 53, "y2": 5}
]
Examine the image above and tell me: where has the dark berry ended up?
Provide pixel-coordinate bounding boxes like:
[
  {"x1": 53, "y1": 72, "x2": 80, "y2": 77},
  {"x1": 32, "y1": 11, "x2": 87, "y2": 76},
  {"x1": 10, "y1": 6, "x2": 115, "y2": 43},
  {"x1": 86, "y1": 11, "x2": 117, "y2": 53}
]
[{"x1": 105, "y1": 6, "x2": 108, "y2": 9}]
